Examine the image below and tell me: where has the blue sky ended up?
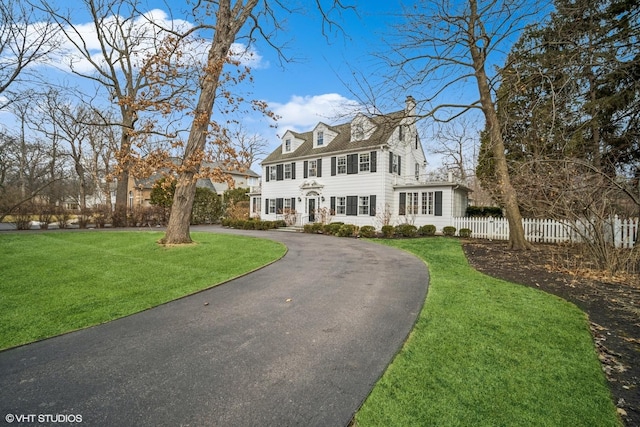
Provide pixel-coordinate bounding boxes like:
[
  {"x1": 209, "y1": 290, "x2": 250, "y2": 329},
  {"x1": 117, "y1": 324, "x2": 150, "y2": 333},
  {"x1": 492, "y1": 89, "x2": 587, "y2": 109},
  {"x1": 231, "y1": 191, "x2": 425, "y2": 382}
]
[{"x1": 3, "y1": 0, "x2": 533, "y2": 171}]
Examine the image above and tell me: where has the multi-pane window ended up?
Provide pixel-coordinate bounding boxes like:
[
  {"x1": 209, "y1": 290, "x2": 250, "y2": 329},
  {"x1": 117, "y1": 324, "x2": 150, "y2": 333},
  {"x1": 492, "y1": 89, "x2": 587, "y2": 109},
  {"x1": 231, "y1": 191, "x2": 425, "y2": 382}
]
[
  {"x1": 358, "y1": 196, "x2": 369, "y2": 215},
  {"x1": 407, "y1": 192, "x2": 419, "y2": 215},
  {"x1": 317, "y1": 131, "x2": 324, "y2": 146},
  {"x1": 285, "y1": 139, "x2": 291, "y2": 152},
  {"x1": 337, "y1": 156, "x2": 347, "y2": 174},
  {"x1": 336, "y1": 197, "x2": 346, "y2": 215},
  {"x1": 415, "y1": 162, "x2": 420, "y2": 181},
  {"x1": 253, "y1": 197, "x2": 261, "y2": 214},
  {"x1": 269, "y1": 199, "x2": 276, "y2": 214},
  {"x1": 392, "y1": 154, "x2": 399, "y2": 174},
  {"x1": 353, "y1": 124, "x2": 364, "y2": 140},
  {"x1": 308, "y1": 160, "x2": 317, "y2": 177},
  {"x1": 359, "y1": 153, "x2": 370, "y2": 172},
  {"x1": 283, "y1": 198, "x2": 291, "y2": 211},
  {"x1": 269, "y1": 167, "x2": 277, "y2": 181},
  {"x1": 422, "y1": 192, "x2": 434, "y2": 215},
  {"x1": 284, "y1": 163, "x2": 292, "y2": 179}
]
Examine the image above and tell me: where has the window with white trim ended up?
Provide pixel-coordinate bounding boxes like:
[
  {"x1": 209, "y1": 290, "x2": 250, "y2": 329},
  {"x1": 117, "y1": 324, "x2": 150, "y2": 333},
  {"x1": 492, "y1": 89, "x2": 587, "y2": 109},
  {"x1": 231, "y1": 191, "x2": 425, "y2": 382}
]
[
  {"x1": 358, "y1": 196, "x2": 369, "y2": 215},
  {"x1": 285, "y1": 139, "x2": 291, "y2": 152},
  {"x1": 407, "y1": 192, "x2": 419, "y2": 215},
  {"x1": 337, "y1": 156, "x2": 347, "y2": 174},
  {"x1": 336, "y1": 197, "x2": 346, "y2": 215},
  {"x1": 269, "y1": 167, "x2": 277, "y2": 181},
  {"x1": 317, "y1": 131, "x2": 324, "y2": 146},
  {"x1": 269, "y1": 199, "x2": 276, "y2": 214},
  {"x1": 308, "y1": 160, "x2": 317, "y2": 177},
  {"x1": 422, "y1": 192, "x2": 434, "y2": 215},
  {"x1": 359, "y1": 153, "x2": 370, "y2": 172},
  {"x1": 415, "y1": 163, "x2": 420, "y2": 181},
  {"x1": 392, "y1": 154, "x2": 399, "y2": 174},
  {"x1": 253, "y1": 197, "x2": 261, "y2": 214},
  {"x1": 283, "y1": 198, "x2": 291, "y2": 211},
  {"x1": 284, "y1": 163, "x2": 292, "y2": 179}
]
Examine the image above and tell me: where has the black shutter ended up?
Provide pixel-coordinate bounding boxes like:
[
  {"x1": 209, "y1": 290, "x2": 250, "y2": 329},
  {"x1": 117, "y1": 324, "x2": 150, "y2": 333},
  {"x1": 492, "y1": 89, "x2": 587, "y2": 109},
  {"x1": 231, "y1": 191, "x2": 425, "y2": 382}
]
[
  {"x1": 331, "y1": 157, "x2": 336, "y2": 176},
  {"x1": 435, "y1": 191, "x2": 443, "y2": 216},
  {"x1": 369, "y1": 195, "x2": 376, "y2": 216},
  {"x1": 276, "y1": 164, "x2": 283, "y2": 181},
  {"x1": 291, "y1": 198, "x2": 296, "y2": 211},
  {"x1": 291, "y1": 162, "x2": 296, "y2": 180},
  {"x1": 347, "y1": 154, "x2": 358, "y2": 174},
  {"x1": 399, "y1": 192, "x2": 406, "y2": 215},
  {"x1": 317, "y1": 159, "x2": 322, "y2": 177},
  {"x1": 265, "y1": 198, "x2": 269, "y2": 214},
  {"x1": 346, "y1": 196, "x2": 358, "y2": 216},
  {"x1": 330, "y1": 196, "x2": 336, "y2": 213},
  {"x1": 398, "y1": 156, "x2": 402, "y2": 176},
  {"x1": 370, "y1": 151, "x2": 377, "y2": 172},
  {"x1": 265, "y1": 166, "x2": 270, "y2": 182},
  {"x1": 389, "y1": 152, "x2": 394, "y2": 173},
  {"x1": 276, "y1": 198, "x2": 283, "y2": 213},
  {"x1": 304, "y1": 161, "x2": 308, "y2": 178}
]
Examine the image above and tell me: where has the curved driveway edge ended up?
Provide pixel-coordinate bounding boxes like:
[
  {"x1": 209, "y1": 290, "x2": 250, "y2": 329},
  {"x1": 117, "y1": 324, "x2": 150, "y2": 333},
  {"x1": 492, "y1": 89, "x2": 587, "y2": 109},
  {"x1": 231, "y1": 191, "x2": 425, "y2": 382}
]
[{"x1": 0, "y1": 227, "x2": 429, "y2": 426}]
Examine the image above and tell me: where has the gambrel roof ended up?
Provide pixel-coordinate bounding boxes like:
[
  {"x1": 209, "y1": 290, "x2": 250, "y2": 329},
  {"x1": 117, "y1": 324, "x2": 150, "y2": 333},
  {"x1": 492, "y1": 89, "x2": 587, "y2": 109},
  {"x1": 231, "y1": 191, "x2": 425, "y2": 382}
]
[{"x1": 262, "y1": 110, "x2": 406, "y2": 164}]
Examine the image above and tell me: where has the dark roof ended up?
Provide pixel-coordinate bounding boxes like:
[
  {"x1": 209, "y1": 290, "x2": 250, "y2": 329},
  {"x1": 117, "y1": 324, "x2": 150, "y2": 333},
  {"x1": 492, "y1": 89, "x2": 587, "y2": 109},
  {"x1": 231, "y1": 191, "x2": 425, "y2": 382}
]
[{"x1": 262, "y1": 111, "x2": 405, "y2": 165}]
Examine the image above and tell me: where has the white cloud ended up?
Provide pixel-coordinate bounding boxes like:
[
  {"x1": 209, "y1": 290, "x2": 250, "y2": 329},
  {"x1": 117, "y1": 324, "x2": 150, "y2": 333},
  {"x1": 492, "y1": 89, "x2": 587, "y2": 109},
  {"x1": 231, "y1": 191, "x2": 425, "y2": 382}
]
[
  {"x1": 41, "y1": 9, "x2": 266, "y2": 75},
  {"x1": 270, "y1": 93, "x2": 362, "y2": 133}
]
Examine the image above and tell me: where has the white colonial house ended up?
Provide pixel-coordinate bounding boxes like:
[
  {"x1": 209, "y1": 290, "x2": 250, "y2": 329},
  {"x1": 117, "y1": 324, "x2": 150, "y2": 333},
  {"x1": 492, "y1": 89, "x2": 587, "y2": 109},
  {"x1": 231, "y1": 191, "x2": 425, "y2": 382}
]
[{"x1": 250, "y1": 96, "x2": 471, "y2": 231}]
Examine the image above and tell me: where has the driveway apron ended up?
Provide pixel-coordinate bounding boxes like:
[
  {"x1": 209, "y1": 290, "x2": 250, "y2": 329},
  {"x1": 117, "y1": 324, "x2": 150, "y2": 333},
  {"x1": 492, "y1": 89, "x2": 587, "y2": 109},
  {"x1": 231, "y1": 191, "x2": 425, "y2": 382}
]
[{"x1": 0, "y1": 228, "x2": 429, "y2": 426}]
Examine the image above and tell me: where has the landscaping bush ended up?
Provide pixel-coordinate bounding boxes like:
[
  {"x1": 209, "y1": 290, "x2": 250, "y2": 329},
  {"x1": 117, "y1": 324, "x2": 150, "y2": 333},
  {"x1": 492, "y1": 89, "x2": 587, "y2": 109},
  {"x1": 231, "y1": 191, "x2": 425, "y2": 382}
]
[
  {"x1": 442, "y1": 226, "x2": 456, "y2": 236},
  {"x1": 395, "y1": 224, "x2": 418, "y2": 238},
  {"x1": 381, "y1": 225, "x2": 394, "y2": 238},
  {"x1": 359, "y1": 225, "x2": 377, "y2": 238},
  {"x1": 418, "y1": 224, "x2": 437, "y2": 236},
  {"x1": 466, "y1": 205, "x2": 503, "y2": 217},
  {"x1": 323, "y1": 222, "x2": 344, "y2": 235},
  {"x1": 304, "y1": 222, "x2": 324, "y2": 233},
  {"x1": 336, "y1": 224, "x2": 357, "y2": 237},
  {"x1": 459, "y1": 228, "x2": 472, "y2": 238}
]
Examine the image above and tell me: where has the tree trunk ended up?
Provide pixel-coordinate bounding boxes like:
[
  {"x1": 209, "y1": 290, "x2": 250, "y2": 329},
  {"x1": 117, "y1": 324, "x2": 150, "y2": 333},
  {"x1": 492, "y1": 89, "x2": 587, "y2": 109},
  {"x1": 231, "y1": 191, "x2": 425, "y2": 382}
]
[
  {"x1": 162, "y1": 0, "x2": 257, "y2": 244},
  {"x1": 468, "y1": 0, "x2": 531, "y2": 250}
]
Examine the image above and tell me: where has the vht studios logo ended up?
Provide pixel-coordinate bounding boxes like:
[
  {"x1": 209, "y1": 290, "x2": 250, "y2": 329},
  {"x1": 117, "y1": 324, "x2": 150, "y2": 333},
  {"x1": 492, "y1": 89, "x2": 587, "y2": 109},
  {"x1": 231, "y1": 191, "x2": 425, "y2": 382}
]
[{"x1": 5, "y1": 413, "x2": 83, "y2": 423}]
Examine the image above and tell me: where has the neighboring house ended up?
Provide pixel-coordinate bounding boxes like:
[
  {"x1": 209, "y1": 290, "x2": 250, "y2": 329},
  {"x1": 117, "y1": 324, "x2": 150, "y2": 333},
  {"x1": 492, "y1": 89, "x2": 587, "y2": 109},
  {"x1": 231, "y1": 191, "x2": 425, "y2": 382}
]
[
  {"x1": 252, "y1": 96, "x2": 471, "y2": 230},
  {"x1": 127, "y1": 161, "x2": 260, "y2": 210}
]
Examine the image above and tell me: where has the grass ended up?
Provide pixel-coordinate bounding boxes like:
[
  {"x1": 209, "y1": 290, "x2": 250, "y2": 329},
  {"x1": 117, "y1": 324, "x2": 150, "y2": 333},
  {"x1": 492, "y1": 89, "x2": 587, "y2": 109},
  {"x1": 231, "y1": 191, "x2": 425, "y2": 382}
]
[
  {"x1": 355, "y1": 237, "x2": 620, "y2": 427},
  {"x1": 0, "y1": 231, "x2": 286, "y2": 350}
]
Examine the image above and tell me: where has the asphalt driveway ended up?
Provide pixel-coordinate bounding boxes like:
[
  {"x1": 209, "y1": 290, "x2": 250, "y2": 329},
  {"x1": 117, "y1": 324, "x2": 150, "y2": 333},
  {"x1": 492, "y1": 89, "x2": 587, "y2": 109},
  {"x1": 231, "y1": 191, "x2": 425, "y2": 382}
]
[{"x1": 0, "y1": 227, "x2": 429, "y2": 426}]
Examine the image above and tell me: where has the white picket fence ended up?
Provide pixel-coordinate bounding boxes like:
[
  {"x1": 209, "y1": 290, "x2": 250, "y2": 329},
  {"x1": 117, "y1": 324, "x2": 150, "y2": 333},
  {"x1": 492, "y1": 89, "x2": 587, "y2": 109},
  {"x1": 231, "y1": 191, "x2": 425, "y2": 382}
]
[{"x1": 453, "y1": 216, "x2": 638, "y2": 248}]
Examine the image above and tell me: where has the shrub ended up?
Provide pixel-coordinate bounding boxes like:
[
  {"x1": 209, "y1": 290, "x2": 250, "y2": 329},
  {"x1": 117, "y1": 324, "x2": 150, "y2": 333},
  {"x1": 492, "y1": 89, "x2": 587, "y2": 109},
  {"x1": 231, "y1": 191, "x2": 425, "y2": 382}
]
[
  {"x1": 304, "y1": 222, "x2": 324, "y2": 233},
  {"x1": 442, "y1": 226, "x2": 456, "y2": 236},
  {"x1": 275, "y1": 220, "x2": 287, "y2": 228},
  {"x1": 466, "y1": 205, "x2": 503, "y2": 218},
  {"x1": 359, "y1": 225, "x2": 377, "y2": 238},
  {"x1": 336, "y1": 224, "x2": 357, "y2": 237},
  {"x1": 324, "y1": 222, "x2": 344, "y2": 235},
  {"x1": 381, "y1": 225, "x2": 395, "y2": 238},
  {"x1": 395, "y1": 224, "x2": 418, "y2": 238},
  {"x1": 459, "y1": 228, "x2": 472, "y2": 238},
  {"x1": 419, "y1": 224, "x2": 437, "y2": 236}
]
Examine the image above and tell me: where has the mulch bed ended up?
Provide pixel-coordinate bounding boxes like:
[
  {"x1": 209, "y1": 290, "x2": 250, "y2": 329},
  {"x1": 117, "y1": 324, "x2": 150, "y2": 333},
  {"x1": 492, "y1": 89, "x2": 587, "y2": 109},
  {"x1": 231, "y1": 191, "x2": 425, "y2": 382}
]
[{"x1": 462, "y1": 240, "x2": 639, "y2": 427}]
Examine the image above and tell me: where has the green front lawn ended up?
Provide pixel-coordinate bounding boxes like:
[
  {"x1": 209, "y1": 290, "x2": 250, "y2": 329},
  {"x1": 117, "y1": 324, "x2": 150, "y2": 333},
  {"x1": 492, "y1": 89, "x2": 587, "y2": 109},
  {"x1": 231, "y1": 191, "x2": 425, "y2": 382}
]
[
  {"x1": 0, "y1": 231, "x2": 286, "y2": 350},
  {"x1": 356, "y1": 238, "x2": 619, "y2": 427}
]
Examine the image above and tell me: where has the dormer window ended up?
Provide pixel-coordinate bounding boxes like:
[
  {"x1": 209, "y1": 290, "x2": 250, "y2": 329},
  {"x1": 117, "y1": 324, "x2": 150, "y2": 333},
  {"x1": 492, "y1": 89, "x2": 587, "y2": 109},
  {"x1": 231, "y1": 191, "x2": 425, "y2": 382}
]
[
  {"x1": 317, "y1": 131, "x2": 324, "y2": 146},
  {"x1": 353, "y1": 124, "x2": 364, "y2": 141},
  {"x1": 285, "y1": 139, "x2": 291, "y2": 152}
]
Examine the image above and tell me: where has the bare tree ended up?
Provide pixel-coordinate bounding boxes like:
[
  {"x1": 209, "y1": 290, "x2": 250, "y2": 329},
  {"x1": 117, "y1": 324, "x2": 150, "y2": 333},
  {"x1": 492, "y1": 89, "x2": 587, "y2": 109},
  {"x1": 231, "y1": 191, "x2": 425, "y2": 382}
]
[
  {"x1": 0, "y1": 0, "x2": 61, "y2": 109},
  {"x1": 41, "y1": 0, "x2": 200, "y2": 226},
  {"x1": 429, "y1": 117, "x2": 479, "y2": 183},
  {"x1": 161, "y1": 0, "x2": 349, "y2": 244},
  {"x1": 373, "y1": 0, "x2": 547, "y2": 249},
  {"x1": 212, "y1": 123, "x2": 270, "y2": 169}
]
